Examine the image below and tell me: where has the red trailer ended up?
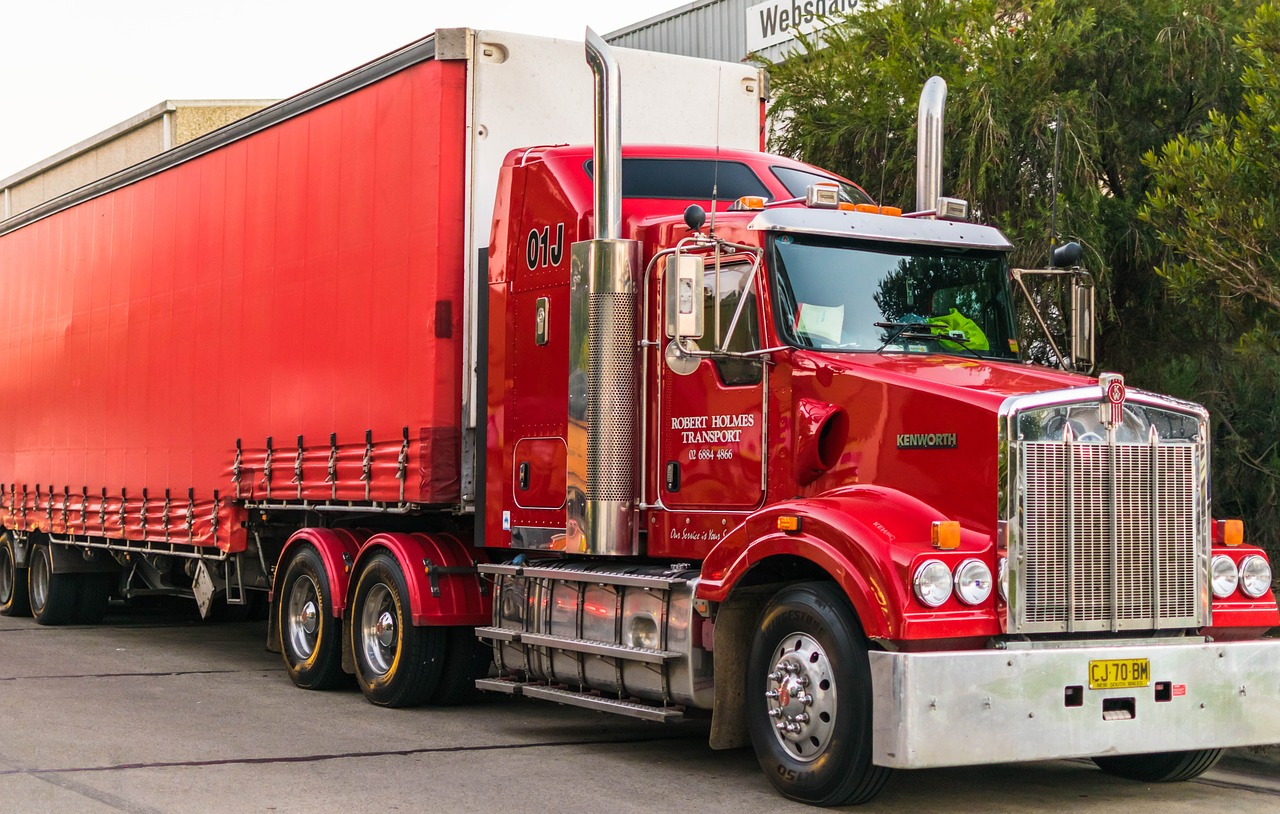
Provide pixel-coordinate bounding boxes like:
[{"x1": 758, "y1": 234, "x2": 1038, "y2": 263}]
[{"x1": 1, "y1": 28, "x2": 1277, "y2": 808}]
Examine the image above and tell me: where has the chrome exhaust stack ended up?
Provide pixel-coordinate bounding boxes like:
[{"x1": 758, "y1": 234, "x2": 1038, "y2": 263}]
[
  {"x1": 916, "y1": 76, "x2": 947, "y2": 216},
  {"x1": 566, "y1": 29, "x2": 641, "y2": 556}
]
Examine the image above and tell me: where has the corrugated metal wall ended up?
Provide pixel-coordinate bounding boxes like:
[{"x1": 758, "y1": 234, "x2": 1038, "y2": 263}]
[{"x1": 608, "y1": 0, "x2": 795, "y2": 64}]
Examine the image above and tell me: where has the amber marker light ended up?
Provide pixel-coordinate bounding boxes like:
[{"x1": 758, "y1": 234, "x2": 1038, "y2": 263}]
[
  {"x1": 731, "y1": 196, "x2": 767, "y2": 211},
  {"x1": 777, "y1": 515, "x2": 802, "y2": 533},
  {"x1": 932, "y1": 520, "x2": 961, "y2": 550},
  {"x1": 1215, "y1": 519, "x2": 1244, "y2": 547}
]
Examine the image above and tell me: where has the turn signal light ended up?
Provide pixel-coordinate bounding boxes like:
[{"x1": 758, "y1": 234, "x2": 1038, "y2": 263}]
[
  {"x1": 730, "y1": 196, "x2": 767, "y2": 211},
  {"x1": 777, "y1": 515, "x2": 802, "y2": 533},
  {"x1": 932, "y1": 521, "x2": 961, "y2": 550},
  {"x1": 1214, "y1": 519, "x2": 1244, "y2": 547}
]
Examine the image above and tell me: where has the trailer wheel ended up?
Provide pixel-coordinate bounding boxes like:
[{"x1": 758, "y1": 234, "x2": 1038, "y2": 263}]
[
  {"x1": 0, "y1": 532, "x2": 31, "y2": 617},
  {"x1": 746, "y1": 582, "x2": 891, "y2": 806},
  {"x1": 350, "y1": 552, "x2": 444, "y2": 707},
  {"x1": 72, "y1": 573, "x2": 114, "y2": 625},
  {"x1": 1092, "y1": 749, "x2": 1224, "y2": 782},
  {"x1": 28, "y1": 543, "x2": 81, "y2": 626},
  {"x1": 277, "y1": 546, "x2": 345, "y2": 690}
]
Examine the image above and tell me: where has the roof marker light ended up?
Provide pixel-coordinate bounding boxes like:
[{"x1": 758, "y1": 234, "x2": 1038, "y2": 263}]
[{"x1": 729, "y1": 196, "x2": 766, "y2": 211}]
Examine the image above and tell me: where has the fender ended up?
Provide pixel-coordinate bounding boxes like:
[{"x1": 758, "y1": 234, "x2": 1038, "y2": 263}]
[
  {"x1": 697, "y1": 484, "x2": 997, "y2": 642},
  {"x1": 353, "y1": 532, "x2": 491, "y2": 626},
  {"x1": 274, "y1": 528, "x2": 366, "y2": 616}
]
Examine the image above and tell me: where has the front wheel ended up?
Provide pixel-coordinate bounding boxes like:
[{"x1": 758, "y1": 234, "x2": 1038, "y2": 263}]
[
  {"x1": 1092, "y1": 749, "x2": 1224, "y2": 782},
  {"x1": 746, "y1": 582, "x2": 891, "y2": 806},
  {"x1": 0, "y1": 532, "x2": 31, "y2": 617},
  {"x1": 349, "y1": 552, "x2": 445, "y2": 707},
  {"x1": 277, "y1": 545, "x2": 345, "y2": 690}
]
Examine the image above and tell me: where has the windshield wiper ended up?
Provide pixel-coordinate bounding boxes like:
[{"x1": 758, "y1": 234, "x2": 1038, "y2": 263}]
[
  {"x1": 873, "y1": 321, "x2": 986, "y2": 360},
  {"x1": 874, "y1": 321, "x2": 943, "y2": 353}
]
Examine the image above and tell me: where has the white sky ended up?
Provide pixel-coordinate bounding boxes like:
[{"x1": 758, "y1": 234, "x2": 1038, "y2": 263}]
[{"x1": 0, "y1": 0, "x2": 685, "y2": 180}]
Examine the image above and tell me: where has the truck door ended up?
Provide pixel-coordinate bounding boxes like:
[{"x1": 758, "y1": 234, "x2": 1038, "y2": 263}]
[{"x1": 658, "y1": 259, "x2": 765, "y2": 511}]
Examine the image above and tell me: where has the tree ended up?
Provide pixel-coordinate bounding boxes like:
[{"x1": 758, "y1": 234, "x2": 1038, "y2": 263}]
[
  {"x1": 1142, "y1": 4, "x2": 1280, "y2": 558},
  {"x1": 766, "y1": 0, "x2": 1279, "y2": 558}
]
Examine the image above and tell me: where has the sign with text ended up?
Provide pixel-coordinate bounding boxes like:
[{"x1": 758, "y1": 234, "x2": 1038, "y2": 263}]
[{"x1": 746, "y1": 0, "x2": 864, "y2": 53}]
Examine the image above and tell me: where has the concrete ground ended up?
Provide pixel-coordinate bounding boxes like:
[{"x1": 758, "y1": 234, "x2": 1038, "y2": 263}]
[{"x1": 0, "y1": 604, "x2": 1276, "y2": 813}]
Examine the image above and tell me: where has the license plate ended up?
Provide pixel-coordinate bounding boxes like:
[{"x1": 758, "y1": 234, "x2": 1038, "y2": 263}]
[{"x1": 1089, "y1": 658, "x2": 1151, "y2": 690}]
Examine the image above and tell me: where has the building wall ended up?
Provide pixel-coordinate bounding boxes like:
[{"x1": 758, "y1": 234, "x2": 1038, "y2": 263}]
[{"x1": 2, "y1": 100, "x2": 273, "y2": 221}]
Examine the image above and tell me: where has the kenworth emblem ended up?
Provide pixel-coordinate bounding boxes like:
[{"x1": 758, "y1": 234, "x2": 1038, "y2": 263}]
[
  {"x1": 896, "y1": 433, "x2": 957, "y2": 449},
  {"x1": 1099, "y1": 372, "x2": 1126, "y2": 428}
]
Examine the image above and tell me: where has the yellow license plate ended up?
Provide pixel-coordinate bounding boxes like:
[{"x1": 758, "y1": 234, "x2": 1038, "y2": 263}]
[{"x1": 1089, "y1": 658, "x2": 1151, "y2": 690}]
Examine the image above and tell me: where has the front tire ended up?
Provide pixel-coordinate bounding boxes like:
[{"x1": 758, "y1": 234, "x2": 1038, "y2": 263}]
[
  {"x1": 1092, "y1": 749, "x2": 1224, "y2": 782},
  {"x1": 28, "y1": 543, "x2": 81, "y2": 626},
  {"x1": 746, "y1": 582, "x2": 891, "y2": 806},
  {"x1": 0, "y1": 532, "x2": 31, "y2": 617},
  {"x1": 277, "y1": 545, "x2": 345, "y2": 690},
  {"x1": 349, "y1": 552, "x2": 445, "y2": 707}
]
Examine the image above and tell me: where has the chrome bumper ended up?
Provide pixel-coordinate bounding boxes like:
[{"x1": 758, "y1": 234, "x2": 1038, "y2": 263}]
[{"x1": 870, "y1": 639, "x2": 1280, "y2": 769}]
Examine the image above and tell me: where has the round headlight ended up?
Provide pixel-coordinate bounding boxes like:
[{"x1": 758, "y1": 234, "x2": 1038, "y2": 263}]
[
  {"x1": 1211, "y1": 555, "x2": 1239, "y2": 599},
  {"x1": 955, "y1": 559, "x2": 993, "y2": 605},
  {"x1": 997, "y1": 556, "x2": 1009, "y2": 602},
  {"x1": 1240, "y1": 555, "x2": 1273, "y2": 599},
  {"x1": 913, "y1": 559, "x2": 953, "y2": 608}
]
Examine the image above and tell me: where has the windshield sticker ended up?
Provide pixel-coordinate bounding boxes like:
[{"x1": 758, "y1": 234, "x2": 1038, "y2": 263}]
[{"x1": 795, "y1": 303, "x2": 844, "y2": 344}]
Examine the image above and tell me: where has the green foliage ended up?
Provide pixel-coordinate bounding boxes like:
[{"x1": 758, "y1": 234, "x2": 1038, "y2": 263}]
[
  {"x1": 766, "y1": 0, "x2": 1280, "y2": 557},
  {"x1": 1141, "y1": 4, "x2": 1280, "y2": 558}
]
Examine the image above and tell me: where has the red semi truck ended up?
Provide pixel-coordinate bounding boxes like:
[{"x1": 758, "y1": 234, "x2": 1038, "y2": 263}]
[{"x1": 0, "y1": 28, "x2": 1277, "y2": 807}]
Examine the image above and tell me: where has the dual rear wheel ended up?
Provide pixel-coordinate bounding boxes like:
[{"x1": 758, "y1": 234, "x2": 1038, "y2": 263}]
[
  {"x1": 1, "y1": 536, "x2": 113, "y2": 625},
  {"x1": 276, "y1": 546, "x2": 489, "y2": 707}
]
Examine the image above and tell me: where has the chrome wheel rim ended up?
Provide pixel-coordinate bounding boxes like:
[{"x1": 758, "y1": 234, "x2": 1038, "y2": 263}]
[
  {"x1": 285, "y1": 575, "x2": 321, "y2": 660},
  {"x1": 0, "y1": 545, "x2": 13, "y2": 604},
  {"x1": 359, "y1": 583, "x2": 397, "y2": 677},
  {"x1": 764, "y1": 632, "x2": 837, "y2": 762},
  {"x1": 29, "y1": 548, "x2": 50, "y2": 613}
]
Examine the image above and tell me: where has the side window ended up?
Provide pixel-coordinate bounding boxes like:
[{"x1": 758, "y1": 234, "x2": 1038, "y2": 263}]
[{"x1": 704, "y1": 262, "x2": 762, "y2": 386}]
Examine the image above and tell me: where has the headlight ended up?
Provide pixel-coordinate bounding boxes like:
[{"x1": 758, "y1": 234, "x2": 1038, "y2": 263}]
[
  {"x1": 997, "y1": 556, "x2": 1008, "y2": 602},
  {"x1": 1240, "y1": 555, "x2": 1273, "y2": 599},
  {"x1": 1211, "y1": 555, "x2": 1239, "y2": 598},
  {"x1": 954, "y1": 559, "x2": 993, "y2": 605},
  {"x1": 913, "y1": 560, "x2": 953, "y2": 608}
]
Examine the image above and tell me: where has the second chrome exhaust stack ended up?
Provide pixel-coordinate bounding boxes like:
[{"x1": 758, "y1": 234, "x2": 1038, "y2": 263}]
[
  {"x1": 916, "y1": 76, "x2": 947, "y2": 216},
  {"x1": 566, "y1": 29, "x2": 641, "y2": 556}
]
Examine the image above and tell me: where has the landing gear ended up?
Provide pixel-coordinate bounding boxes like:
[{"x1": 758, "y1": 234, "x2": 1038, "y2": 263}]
[
  {"x1": 277, "y1": 545, "x2": 345, "y2": 690},
  {"x1": 746, "y1": 582, "x2": 891, "y2": 806},
  {"x1": 349, "y1": 552, "x2": 445, "y2": 707}
]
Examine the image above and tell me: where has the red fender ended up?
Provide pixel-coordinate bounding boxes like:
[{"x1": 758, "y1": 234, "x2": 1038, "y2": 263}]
[
  {"x1": 696, "y1": 485, "x2": 998, "y2": 643},
  {"x1": 274, "y1": 528, "x2": 367, "y2": 616},
  {"x1": 353, "y1": 532, "x2": 491, "y2": 626}
]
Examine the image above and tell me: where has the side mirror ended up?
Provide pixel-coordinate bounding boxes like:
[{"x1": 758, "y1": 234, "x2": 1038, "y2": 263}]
[
  {"x1": 1070, "y1": 272, "x2": 1095, "y2": 373},
  {"x1": 664, "y1": 253, "x2": 703, "y2": 341}
]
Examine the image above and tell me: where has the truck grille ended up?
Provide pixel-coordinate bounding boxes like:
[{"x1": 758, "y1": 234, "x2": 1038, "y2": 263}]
[{"x1": 1017, "y1": 441, "x2": 1203, "y2": 633}]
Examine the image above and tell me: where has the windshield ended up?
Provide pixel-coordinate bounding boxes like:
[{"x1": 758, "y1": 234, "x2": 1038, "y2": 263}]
[{"x1": 769, "y1": 234, "x2": 1019, "y2": 360}]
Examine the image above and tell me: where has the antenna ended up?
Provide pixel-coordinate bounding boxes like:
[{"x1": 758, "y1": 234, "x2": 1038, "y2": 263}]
[
  {"x1": 709, "y1": 67, "x2": 722, "y2": 237},
  {"x1": 1049, "y1": 106, "x2": 1062, "y2": 264},
  {"x1": 877, "y1": 128, "x2": 889, "y2": 206}
]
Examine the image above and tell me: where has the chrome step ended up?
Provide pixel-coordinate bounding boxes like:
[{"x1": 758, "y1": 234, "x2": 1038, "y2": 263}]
[
  {"x1": 475, "y1": 678, "x2": 684, "y2": 722},
  {"x1": 477, "y1": 562, "x2": 687, "y2": 589},
  {"x1": 475, "y1": 627, "x2": 680, "y2": 663}
]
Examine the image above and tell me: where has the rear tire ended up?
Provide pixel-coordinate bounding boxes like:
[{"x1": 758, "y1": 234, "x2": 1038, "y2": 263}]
[
  {"x1": 28, "y1": 543, "x2": 81, "y2": 626},
  {"x1": 277, "y1": 545, "x2": 345, "y2": 690},
  {"x1": 72, "y1": 573, "x2": 114, "y2": 625},
  {"x1": 1092, "y1": 749, "x2": 1224, "y2": 782},
  {"x1": 0, "y1": 532, "x2": 31, "y2": 617},
  {"x1": 746, "y1": 581, "x2": 891, "y2": 806},
  {"x1": 350, "y1": 552, "x2": 445, "y2": 707},
  {"x1": 428, "y1": 626, "x2": 493, "y2": 705}
]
